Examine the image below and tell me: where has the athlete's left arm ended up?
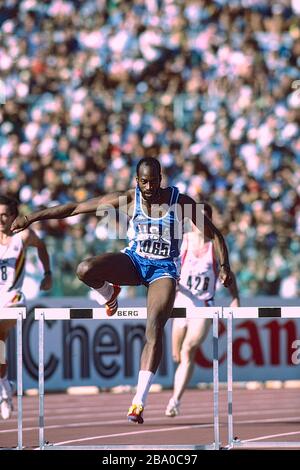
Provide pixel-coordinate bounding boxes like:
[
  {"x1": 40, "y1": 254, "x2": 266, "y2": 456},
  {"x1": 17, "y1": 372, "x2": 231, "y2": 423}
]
[
  {"x1": 22, "y1": 230, "x2": 52, "y2": 291},
  {"x1": 178, "y1": 194, "x2": 232, "y2": 287},
  {"x1": 228, "y1": 272, "x2": 240, "y2": 307}
]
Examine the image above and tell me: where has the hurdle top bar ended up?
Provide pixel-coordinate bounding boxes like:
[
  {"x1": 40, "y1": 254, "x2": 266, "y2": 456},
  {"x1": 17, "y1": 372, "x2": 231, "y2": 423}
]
[
  {"x1": 34, "y1": 306, "x2": 221, "y2": 320},
  {"x1": 223, "y1": 307, "x2": 300, "y2": 319},
  {"x1": 0, "y1": 307, "x2": 26, "y2": 319}
]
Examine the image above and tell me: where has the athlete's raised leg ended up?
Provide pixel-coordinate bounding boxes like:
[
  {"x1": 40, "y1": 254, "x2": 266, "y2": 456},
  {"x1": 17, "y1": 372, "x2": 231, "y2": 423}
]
[
  {"x1": 77, "y1": 252, "x2": 141, "y2": 315},
  {"x1": 77, "y1": 252, "x2": 141, "y2": 287}
]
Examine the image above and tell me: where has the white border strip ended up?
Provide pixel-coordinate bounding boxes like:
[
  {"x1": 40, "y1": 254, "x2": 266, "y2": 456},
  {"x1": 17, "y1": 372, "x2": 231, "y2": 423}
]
[
  {"x1": 223, "y1": 307, "x2": 263, "y2": 318},
  {"x1": 35, "y1": 309, "x2": 71, "y2": 320},
  {"x1": 188, "y1": 307, "x2": 222, "y2": 319},
  {"x1": 34, "y1": 308, "x2": 147, "y2": 320},
  {"x1": 281, "y1": 307, "x2": 300, "y2": 318},
  {"x1": 0, "y1": 307, "x2": 26, "y2": 319},
  {"x1": 223, "y1": 306, "x2": 300, "y2": 319}
]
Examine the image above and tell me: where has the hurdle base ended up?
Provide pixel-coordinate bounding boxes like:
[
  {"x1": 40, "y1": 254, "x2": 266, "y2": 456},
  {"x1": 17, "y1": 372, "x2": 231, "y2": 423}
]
[
  {"x1": 40, "y1": 443, "x2": 218, "y2": 450},
  {"x1": 227, "y1": 440, "x2": 300, "y2": 449},
  {"x1": 0, "y1": 447, "x2": 24, "y2": 451}
]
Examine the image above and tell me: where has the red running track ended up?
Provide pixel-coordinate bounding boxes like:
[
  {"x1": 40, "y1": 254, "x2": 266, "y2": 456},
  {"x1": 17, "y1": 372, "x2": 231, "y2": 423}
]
[{"x1": 0, "y1": 388, "x2": 300, "y2": 449}]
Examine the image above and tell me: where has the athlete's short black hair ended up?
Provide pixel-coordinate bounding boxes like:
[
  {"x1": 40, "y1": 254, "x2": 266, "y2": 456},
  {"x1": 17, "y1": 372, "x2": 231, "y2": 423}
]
[
  {"x1": 0, "y1": 195, "x2": 19, "y2": 217},
  {"x1": 136, "y1": 157, "x2": 161, "y2": 177}
]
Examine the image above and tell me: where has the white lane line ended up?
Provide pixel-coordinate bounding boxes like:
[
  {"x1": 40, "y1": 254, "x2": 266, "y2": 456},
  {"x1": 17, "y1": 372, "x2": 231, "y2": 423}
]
[
  {"x1": 244, "y1": 430, "x2": 300, "y2": 442},
  {"x1": 236, "y1": 416, "x2": 300, "y2": 425},
  {"x1": 53, "y1": 423, "x2": 212, "y2": 446}
]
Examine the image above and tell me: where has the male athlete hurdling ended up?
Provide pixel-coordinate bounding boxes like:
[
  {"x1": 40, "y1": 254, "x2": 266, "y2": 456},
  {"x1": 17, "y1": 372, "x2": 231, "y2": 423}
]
[{"x1": 11, "y1": 157, "x2": 232, "y2": 424}]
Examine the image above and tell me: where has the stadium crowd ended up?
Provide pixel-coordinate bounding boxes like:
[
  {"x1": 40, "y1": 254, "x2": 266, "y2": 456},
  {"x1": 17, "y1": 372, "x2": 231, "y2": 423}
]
[{"x1": 0, "y1": 0, "x2": 300, "y2": 297}]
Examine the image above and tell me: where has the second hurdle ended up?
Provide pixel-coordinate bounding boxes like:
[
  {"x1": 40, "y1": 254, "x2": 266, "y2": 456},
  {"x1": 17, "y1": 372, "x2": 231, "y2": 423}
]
[{"x1": 224, "y1": 306, "x2": 300, "y2": 450}]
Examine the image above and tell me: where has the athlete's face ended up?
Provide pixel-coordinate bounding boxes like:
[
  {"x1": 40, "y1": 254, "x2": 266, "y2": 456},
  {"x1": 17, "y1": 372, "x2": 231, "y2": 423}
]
[
  {"x1": 0, "y1": 205, "x2": 16, "y2": 234},
  {"x1": 136, "y1": 165, "x2": 161, "y2": 203}
]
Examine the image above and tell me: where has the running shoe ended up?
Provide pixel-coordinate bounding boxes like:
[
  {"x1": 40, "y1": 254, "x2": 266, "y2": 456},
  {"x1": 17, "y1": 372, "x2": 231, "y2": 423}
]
[
  {"x1": 165, "y1": 398, "x2": 180, "y2": 417},
  {"x1": 105, "y1": 285, "x2": 121, "y2": 317},
  {"x1": 127, "y1": 404, "x2": 144, "y2": 424},
  {"x1": 0, "y1": 397, "x2": 13, "y2": 420}
]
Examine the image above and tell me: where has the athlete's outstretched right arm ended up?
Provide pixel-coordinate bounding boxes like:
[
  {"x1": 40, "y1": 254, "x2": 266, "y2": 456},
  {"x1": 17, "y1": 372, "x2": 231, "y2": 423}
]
[{"x1": 11, "y1": 190, "x2": 134, "y2": 233}]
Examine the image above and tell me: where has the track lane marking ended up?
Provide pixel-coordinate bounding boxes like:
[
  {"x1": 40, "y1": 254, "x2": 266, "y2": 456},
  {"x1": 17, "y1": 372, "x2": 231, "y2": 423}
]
[{"x1": 244, "y1": 430, "x2": 300, "y2": 442}]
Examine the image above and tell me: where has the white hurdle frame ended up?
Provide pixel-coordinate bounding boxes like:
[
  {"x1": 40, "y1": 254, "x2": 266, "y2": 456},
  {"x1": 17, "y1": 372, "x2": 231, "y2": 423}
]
[
  {"x1": 35, "y1": 306, "x2": 221, "y2": 450},
  {"x1": 0, "y1": 307, "x2": 26, "y2": 450},
  {"x1": 223, "y1": 306, "x2": 300, "y2": 449}
]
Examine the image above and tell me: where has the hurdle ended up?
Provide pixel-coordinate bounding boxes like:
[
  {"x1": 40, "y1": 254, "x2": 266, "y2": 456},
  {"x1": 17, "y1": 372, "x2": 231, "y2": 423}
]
[
  {"x1": 223, "y1": 306, "x2": 300, "y2": 449},
  {"x1": 0, "y1": 307, "x2": 26, "y2": 450},
  {"x1": 34, "y1": 306, "x2": 221, "y2": 450}
]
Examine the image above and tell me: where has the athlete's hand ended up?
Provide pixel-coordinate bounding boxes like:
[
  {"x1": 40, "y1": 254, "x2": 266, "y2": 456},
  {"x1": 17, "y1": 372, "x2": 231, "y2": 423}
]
[
  {"x1": 40, "y1": 273, "x2": 52, "y2": 291},
  {"x1": 219, "y1": 265, "x2": 233, "y2": 288},
  {"x1": 10, "y1": 215, "x2": 31, "y2": 233}
]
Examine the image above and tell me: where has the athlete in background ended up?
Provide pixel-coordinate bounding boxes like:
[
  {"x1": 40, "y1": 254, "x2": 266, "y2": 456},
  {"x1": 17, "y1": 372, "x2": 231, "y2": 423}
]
[
  {"x1": 165, "y1": 203, "x2": 239, "y2": 417},
  {"x1": 0, "y1": 195, "x2": 52, "y2": 419}
]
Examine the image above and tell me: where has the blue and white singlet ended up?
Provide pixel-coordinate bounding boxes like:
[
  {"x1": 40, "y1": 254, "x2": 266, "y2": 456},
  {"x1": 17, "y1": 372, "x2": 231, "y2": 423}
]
[{"x1": 123, "y1": 186, "x2": 182, "y2": 285}]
